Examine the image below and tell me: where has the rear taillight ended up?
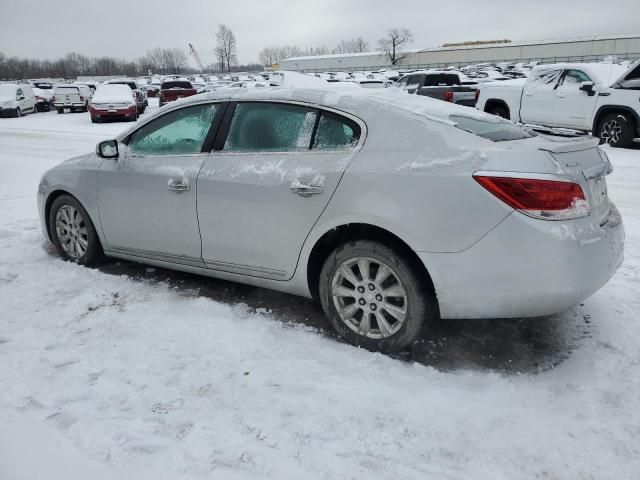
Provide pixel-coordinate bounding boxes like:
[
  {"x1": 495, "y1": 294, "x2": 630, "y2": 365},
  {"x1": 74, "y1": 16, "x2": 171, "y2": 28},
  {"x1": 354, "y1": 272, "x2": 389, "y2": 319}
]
[
  {"x1": 473, "y1": 175, "x2": 589, "y2": 220},
  {"x1": 474, "y1": 89, "x2": 480, "y2": 101},
  {"x1": 80, "y1": 96, "x2": 84, "y2": 101},
  {"x1": 444, "y1": 91, "x2": 454, "y2": 102}
]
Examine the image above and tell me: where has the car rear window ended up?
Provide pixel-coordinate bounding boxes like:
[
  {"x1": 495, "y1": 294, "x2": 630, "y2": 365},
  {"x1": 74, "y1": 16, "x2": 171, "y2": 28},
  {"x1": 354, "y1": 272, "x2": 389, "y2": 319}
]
[
  {"x1": 54, "y1": 86, "x2": 80, "y2": 94},
  {"x1": 162, "y1": 81, "x2": 193, "y2": 89},
  {"x1": 450, "y1": 115, "x2": 534, "y2": 142}
]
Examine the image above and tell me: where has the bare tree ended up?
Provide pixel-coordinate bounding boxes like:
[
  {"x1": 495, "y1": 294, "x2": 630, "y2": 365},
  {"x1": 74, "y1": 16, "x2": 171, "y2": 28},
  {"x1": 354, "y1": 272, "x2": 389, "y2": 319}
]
[
  {"x1": 333, "y1": 37, "x2": 369, "y2": 54},
  {"x1": 378, "y1": 28, "x2": 413, "y2": 65},
  {"x1": 216, "y1": 24, "x2": 238, "y2": 73},
  {"x1": 258, "y1": 46, "x2": 279, "y2": 67},
  {"x1": 351, "y1": 37, "x2": 369, "y2": 53}
]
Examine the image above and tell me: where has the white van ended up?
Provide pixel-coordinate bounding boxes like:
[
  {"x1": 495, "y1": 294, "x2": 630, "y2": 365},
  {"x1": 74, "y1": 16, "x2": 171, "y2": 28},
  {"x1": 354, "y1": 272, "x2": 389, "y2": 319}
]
[
  {"x1": 53, "y1": 84, "x2": 92, "y2": 114},
  {"x1": 0, "y1": 83, "x2": 37, "y2": 118}
]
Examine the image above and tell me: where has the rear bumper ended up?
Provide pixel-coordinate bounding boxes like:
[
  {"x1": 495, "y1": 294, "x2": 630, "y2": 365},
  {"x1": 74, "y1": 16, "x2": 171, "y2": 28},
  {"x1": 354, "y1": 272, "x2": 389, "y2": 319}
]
[
  {"x1": 90, "y1": 106, "x2": 136, "y2": 119},
  {"x1": 455, "y1": 99, "x2": 477, "y2": 107},
  {"x1": 54, "y1": 103, "x2": 85, "y2": 108},
  {"x1": 422, "y1": 204, "x2": 625, "y2": 319}
]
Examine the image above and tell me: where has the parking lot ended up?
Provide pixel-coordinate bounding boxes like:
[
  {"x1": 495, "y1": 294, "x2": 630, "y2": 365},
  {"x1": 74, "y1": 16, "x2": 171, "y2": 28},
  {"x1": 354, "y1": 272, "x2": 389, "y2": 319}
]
[{"x1": 0, "y1": 98, "x2": 639, "y2": 479}]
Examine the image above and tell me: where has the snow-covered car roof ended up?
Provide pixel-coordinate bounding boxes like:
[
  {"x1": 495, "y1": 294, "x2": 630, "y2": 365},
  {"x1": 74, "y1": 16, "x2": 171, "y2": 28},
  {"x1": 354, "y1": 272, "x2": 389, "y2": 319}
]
[
  {"x1": 116, "y1": 87, "x2": 503, "y2": 143},
  {"x1": 530, "y1": 62, "x2": 629, "y2": 86}
]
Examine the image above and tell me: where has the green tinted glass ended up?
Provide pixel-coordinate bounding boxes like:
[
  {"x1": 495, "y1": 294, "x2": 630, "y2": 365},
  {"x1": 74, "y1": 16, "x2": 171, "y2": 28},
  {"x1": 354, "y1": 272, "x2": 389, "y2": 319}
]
[{"x1": 129, "y1": 104, "x2": 217, "y2": 155}]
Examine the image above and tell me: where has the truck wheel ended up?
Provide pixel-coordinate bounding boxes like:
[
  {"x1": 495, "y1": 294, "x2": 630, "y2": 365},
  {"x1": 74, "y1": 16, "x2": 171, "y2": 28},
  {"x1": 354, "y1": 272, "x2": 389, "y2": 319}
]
[
  {"x1": 57, "y1": 108, "x2": 64, "y2": 114},
  {"x1": 319, "y1": 240, "x2": 437, "y2": 352},
  {"x1": 488, "y1": 104, "x2": 509, "y2": 119},
  {"x1": 598, "y1": 113, "x2": 635, "y2": 148}
]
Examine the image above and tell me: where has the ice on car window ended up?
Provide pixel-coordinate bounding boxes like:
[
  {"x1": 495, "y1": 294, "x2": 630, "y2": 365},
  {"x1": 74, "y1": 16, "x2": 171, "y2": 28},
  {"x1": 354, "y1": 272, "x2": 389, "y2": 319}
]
[
  {"x1": 224, "y1": 103, "x2": 317, "y2": 152},
  {"x1": 128, "y1": 104, "x2": 217, "y2": 155},
  {"x1": 313, "y1": 113, "x2": 360, "y2": 150},
  {"x1": 450, "y1": 115, "x2": 533, "y2": 142}
]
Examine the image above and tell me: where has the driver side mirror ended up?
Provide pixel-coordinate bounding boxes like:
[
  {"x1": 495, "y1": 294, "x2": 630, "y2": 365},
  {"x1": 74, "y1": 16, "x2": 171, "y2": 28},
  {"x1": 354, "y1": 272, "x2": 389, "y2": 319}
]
[
  {"x1": 96, "y1": 139, "x2": 119, "y2": 159},
  {"x1": 579, "y1": 81, "x2": 595, "y2": 96},
  {"x1": 16, "y1": 96, "x2": 25, "y2": 101}
]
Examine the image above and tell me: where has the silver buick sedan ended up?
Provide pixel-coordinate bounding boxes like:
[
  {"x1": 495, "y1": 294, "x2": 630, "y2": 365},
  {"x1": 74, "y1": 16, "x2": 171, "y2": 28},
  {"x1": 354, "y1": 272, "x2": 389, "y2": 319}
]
[{"x1": 38, "y1": 88, "x2": 624, "y2": 351}]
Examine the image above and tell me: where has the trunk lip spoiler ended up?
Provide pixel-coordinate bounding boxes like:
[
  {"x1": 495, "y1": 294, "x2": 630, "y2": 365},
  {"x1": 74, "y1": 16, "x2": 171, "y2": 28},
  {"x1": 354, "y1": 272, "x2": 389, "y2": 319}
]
[{"x1": 536, "y1": 136, "x2": 600, "y2": 154}]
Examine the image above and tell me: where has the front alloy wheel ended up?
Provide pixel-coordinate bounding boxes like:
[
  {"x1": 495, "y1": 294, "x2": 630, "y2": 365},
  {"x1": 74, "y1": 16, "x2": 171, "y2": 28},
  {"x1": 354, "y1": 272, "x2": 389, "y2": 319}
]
[
  {"x1": 55, "y1": 205, "x2": 89, "y2": 259},
  {"x1": 49, "y1": 194, "x2": 103, "y2": 266},
  {"x1": 599, "y1": 113, "x2": 634, "y2": 148}
]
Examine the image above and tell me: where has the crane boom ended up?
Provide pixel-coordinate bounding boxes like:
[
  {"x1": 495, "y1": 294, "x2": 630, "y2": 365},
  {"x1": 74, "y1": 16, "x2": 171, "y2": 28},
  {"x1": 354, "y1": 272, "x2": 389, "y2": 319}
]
[{"x1": 188, "y1": 43, "x2": 206, "y2": 72}]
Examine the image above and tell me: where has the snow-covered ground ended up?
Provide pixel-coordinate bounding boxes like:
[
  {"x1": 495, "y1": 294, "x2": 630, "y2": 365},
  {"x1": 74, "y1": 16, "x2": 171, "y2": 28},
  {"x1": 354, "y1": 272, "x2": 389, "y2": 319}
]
[{"x1": 1, "y1": 104, "x2": 639, "y2": 479}]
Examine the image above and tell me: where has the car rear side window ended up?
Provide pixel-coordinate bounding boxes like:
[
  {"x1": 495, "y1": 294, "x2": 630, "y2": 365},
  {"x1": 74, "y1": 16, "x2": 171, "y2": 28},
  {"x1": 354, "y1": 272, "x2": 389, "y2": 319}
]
[
  {"x1": 313, "y1": 112, "x2": 360, "y2": 150},
  {"x1": 128, "y1": 103, "x2": 218, "y2": 155},
  {"x1": 450, "y1": 114, "x2": 533, "y2": 142},
  {"x1": 224, "y1": 102, "x2": 317, "y2": 152}
]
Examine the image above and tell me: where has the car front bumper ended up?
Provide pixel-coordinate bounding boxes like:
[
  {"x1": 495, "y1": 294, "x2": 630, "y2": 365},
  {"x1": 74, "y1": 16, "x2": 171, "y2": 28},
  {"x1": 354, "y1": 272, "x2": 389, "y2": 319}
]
[
  {"x1": 422, "y1": 203, "x2": 625, "y2": 319},
  {"x1": 0, "y1": 107, "x2": 18, "y2": 117}
]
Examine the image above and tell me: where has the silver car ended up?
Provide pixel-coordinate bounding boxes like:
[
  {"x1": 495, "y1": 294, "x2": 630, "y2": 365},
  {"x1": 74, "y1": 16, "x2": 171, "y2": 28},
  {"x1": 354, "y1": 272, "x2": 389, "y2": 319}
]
[{"x1": 38, "y1": 89, "x2": 624, "y2": 351}]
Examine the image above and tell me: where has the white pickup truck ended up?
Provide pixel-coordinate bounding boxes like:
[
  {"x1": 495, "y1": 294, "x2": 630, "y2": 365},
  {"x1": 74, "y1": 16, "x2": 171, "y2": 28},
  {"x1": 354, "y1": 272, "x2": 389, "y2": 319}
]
[{"x1": 476, "y1": 61, "x2": 640, "y2": 148}]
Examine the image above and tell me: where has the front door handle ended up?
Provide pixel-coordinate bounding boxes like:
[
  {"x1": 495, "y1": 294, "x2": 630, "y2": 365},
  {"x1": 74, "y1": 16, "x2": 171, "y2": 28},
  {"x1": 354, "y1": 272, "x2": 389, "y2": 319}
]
[
  {"x1": 290, "y1": 181, "x2": 323, "y2": 197},
  {"x1": 167, "y1": 178, "x2": 190, "y2": 192}
]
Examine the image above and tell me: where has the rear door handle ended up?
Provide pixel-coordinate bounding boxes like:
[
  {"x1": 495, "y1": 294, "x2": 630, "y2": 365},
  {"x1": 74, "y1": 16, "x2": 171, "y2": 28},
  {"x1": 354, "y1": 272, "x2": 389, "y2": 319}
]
[
  {"x1": 290, "y1": 181, "x2": 323, "y2": 197},
  {"x1": 167, "y1": 178, "x2": 190, "y2": 192}
]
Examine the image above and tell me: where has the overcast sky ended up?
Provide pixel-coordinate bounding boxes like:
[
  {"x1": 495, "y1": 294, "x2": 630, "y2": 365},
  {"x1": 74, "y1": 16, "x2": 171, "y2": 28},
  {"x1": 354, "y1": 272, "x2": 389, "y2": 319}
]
[{"x1": 1, "y1": 0, "x2": 639, "y2": 66}]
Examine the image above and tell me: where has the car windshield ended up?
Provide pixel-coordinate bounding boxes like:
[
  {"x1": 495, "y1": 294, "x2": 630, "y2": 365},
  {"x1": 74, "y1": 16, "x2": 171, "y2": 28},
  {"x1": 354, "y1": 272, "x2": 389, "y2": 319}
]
[
  {"x1": 0, "y1": 84, "x2": 17, "y2": 99},
  {"x1": 450, "y1": 114, "x2": 534, "y2": 142},
  {"x1": 162, "y1": 81, "x2": 192, "y2": 89}
]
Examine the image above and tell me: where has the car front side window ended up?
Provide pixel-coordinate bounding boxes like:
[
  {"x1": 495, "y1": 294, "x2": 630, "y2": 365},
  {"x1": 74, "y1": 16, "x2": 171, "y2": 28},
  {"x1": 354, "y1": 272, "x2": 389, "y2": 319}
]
[
  {"x1": 563, "y1": 69, "x2": 592, "y2": 85},
  {"x1": 224, "y1": 102, "x2": 317, "y2": 152},
  {"x1": 128, "y1": 103, "x2": 218, "y2": 156}
]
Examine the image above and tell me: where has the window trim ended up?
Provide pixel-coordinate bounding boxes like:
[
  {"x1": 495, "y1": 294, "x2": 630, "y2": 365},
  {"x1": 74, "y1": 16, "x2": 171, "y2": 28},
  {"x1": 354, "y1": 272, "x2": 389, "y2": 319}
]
[
  {"x1": 213, "y1": 100, "x2": 366, "y2": 155},
  {"x1": 122, "y1": 101, "x2": 226, "y2": 156}
]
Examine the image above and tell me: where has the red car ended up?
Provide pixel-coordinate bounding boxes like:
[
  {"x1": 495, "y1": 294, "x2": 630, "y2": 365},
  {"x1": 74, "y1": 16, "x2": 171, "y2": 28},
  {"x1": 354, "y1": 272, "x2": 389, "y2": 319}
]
[
  {"x1": 158, "y1": 80, "x2": 197, "y2": 107},
  {"x1": 89, "y1": 84, "x2": 138, "y2": 123}
]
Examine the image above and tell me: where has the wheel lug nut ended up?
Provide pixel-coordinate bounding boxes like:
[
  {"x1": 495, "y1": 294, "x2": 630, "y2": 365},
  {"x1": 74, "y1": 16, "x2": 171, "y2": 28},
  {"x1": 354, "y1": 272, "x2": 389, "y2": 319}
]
[
  {"x1": 359, "y1": 298, "x2": 366, "y2": 306},
  {"x1": 357, "y1": 286, "x2": 365, "y2": 293},
  {"x1": 368, "y1": 283, "x2": 375, "y2": 291},
  {"x1": 370, "y1": 304, "x2": 377, "y2": 311},
  {"x1": 375, "y1": 294, "x2": 383, "y2": 301}
]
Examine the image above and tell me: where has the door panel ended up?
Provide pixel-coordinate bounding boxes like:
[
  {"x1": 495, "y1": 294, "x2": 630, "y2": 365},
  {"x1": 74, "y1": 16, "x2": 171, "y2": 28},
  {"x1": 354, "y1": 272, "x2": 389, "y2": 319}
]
[
  {"x1": 97, "y1": 103, "x2": 220, "y2": 264},
  {"x1": 520, "y1": 68, "x2": 563, "y2": 125},
  {"x1": 553, "y1": 69, "x2": 598, "y2": 129},
  {"x1": 197, "y1": 103, "x2": 361, "y2": 280}
]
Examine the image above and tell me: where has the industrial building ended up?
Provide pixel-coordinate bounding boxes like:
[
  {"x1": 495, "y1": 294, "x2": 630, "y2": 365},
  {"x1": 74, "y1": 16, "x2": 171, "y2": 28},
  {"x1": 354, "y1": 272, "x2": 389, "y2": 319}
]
[{"x1": 279, "y1": 34, "x2": 640, "y2": 72}]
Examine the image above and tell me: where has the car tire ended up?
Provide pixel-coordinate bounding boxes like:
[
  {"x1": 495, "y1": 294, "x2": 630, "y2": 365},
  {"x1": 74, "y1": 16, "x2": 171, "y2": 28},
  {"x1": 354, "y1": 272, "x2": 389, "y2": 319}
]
[
  {"x1": 91, "y1": 116, "x2": 99, "y2": 123},
  {"x1": 319, "y1": 240, "x2": 436, "y2": 352},
  {"x1": 598, "y1": 113, "x2": 635, "y2": 148},
  {"x1": 57, "y1": 108, "x2": 63, "y2": 114},
  {"x1": 83, "y1": 103, "x2": 88, "y2": 112},
  {"x1": 15, "y1": 108, "x2": 21, "y2": 118},
  {"x1": 49, "y1": 194, "x2": 104, "y2": 266},
  {"x1": 488, "y1": 104, "x2": 509, "y2": 119}
]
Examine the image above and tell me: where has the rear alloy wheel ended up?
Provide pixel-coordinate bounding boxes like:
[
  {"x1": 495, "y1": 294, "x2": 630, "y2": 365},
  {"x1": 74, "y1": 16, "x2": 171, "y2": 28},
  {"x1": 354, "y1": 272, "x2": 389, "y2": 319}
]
[
  {"x1": 598, "y1": 113, "x2": 635, "y2": 148},
  {"x1": 319, "y1": 240, "x2": 436, "y2": 352},
  {"x1": 49, "y1": 194, "x2": 103, "y2": 266}
]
